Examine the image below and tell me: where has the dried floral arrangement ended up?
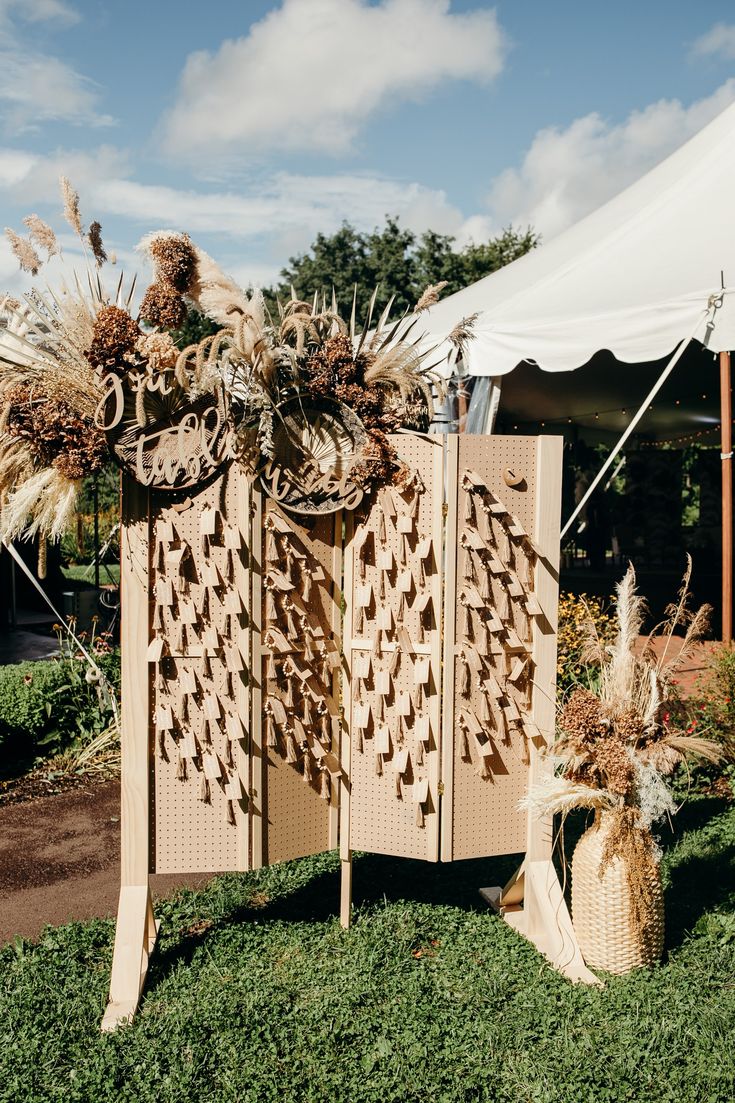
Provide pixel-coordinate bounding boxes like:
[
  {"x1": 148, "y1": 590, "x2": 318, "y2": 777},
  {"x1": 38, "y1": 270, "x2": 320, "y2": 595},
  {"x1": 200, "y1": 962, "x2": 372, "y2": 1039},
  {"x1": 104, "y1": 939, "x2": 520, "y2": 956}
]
[
  {"x1": 523, "y1": 559, "x2": 723, "y2": 943},
  {"x1": 0, "y1": 181, "x2": 457, "y2": 544}
]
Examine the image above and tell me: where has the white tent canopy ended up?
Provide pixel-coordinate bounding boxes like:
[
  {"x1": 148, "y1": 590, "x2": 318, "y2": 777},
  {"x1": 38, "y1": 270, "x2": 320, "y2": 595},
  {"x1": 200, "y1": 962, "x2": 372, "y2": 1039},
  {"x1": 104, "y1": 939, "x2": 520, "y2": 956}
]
[{"x1": 422, "y1": 101, "x2": 735, "y2": 376}]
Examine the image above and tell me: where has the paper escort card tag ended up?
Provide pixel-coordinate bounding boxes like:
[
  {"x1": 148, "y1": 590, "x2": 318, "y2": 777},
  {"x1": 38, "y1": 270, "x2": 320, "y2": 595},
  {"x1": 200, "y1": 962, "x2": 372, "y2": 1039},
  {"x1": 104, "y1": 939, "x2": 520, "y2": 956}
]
[
  {"x1": 416, "y1": 538, "x2": 432, "y2": 559},
  {"x1": 461, "y1": 708, "x2": 483, "y2": 736},
  {"x1": 156, "y1": 578, "x2": 174, "y2": 605},
  {"x1": 414, "y1": 714, "x2": 430, "y2": 743},
  {"x1": 147, "y1": 638, "x2": 165, "y2": 663},
  {"x1": 376, "y1": 607, "x2": 392, "y2": 631},
  {"x1": 353, "y1": 702, "x2": 371, "y2": 729},
  {"x1": 413, "y1": 777, "x2": 429, "y2": 804},
  {"x1": 394, "y1": 748, "x2": 409, "y2": 774},
  {"x1": 378, "y1": 487, "x2": 396, "y2": 518},
  {"x1": 524, "y1": 592, "x2": 543, "y2": 617},
  {"x1": 464, "y1": 586, "x2": 485, "y2": 609},
  {"x1": 396, "y1": 514, "x2": 413, "y2": 534},
  {"x1": 180, "y1": 669, "x2": 197, "y2": 695},
  {"x1": 507, "y1": 515, "x2": 527, "y2": 538},
  {"x1": 396, "y1": 690, "x2": 411, "y2": 717},
  {"x1": 375, "y1": 724, "x2": 391, "y2": 755},
  {"x1": 226, "y1": 714, "x2": 243, "y2": 741},
  {"x1": 182, "y1": 730, "x2": 198, "y2": 758},
  {"x1": 487, "y1": 555, "x2": 504, "y2": 576},
  {"x1": 413, "y1": 591, "x2": 432, "y2": 613},
  {"x1": 461, "y1": 469, "x2": 485, "y2": 489},
  {"x1": 158, "y1": 520, "x2": 175, "y2": 544},
  {"x1": 224, "y1": 526, "x2": 240, "y2": 549},
  {"x1": 508, "y1": 656, "x2": 527, "y2": 684},
  {"x1": 200, "y1": 506, "x2": 216, "y2": 536},
  {"x1": 202, "y1": 562, "x2": 221, "y2": 587},
  {"x1": 225, "y1": 775, "x2": 243, "y2": 801},
  {"x1": 202, "y1": 751, "x2": 221, "y2": 780},
  {"x1": 377, "y1": 548, "x2": 393, "y2": 571},
  {"x1": 396, "y1": 626, "x2": 415, "y2": 655},
  {"x1": 179, "y1": 601, "x2": 197, "y2": 625},
  {"x1": 375, "y1": 670, "x2": 391, "y2": 696},
  {"x1": 203, "y1": 697, "x2": 221, "y2": 720},
  {"x1": 413, "y1": 657, "x2": 430, "y2": 685},
  {"x1": 270, "y1": 698, "x2": 287, "y2": 726},
  {"x1": 397, "y1": 570, "x2": 412, "y2": 593},
  {"x1": 355, "y1": 583, "x2": 372, "y2": 608},
  {"x1": 506, "y1": 573, "x2": 524, "y2": 598},
  {"x1": 463, "y1": 528, "x2": 486, "y2": 551},
  {"x1": 155, "y1": 705, "x2": 174, "y2": 730}
]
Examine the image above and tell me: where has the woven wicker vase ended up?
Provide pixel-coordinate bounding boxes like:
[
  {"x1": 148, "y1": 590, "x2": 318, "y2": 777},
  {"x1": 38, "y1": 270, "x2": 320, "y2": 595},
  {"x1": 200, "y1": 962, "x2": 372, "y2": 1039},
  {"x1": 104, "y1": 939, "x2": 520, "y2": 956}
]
[{"x1": 571, "y1": 811, "x2": 664, "y2": 974}]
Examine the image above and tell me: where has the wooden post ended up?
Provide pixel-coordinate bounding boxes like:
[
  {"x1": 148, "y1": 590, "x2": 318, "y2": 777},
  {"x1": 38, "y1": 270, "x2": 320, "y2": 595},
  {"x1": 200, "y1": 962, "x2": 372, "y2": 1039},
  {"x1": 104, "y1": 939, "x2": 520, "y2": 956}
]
[
  {"x1": 102, "y1": 477, "x2": 157, "y2": 1031},
  {"x1": 720, "y1": 351, "x2": 733, "y2": 643}
]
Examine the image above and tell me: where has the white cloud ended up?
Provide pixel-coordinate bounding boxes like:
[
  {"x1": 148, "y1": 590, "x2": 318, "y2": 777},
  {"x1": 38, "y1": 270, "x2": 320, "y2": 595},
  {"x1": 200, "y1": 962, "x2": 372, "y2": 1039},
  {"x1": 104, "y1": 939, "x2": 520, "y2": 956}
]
[
  {"x1": 0, "y1": 0, "x2": 112, "y2": 132},
  {"x1": 486, "y1": 81, "x2": 735, "y2": 239},
  {"x1": 0, "y1": 145, "x2": 130, "y2": 208},
  {"x1": 691, "y1": 23, "x2": 735, "y2": 61},
  {"x1": 161, "y1": 0, "x2": 506, "y2": 162}
]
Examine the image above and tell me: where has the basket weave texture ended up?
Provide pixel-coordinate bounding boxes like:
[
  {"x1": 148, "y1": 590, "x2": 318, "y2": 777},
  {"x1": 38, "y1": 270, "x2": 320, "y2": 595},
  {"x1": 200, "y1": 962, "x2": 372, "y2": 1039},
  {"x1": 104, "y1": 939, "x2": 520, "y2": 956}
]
[{"x1": 571, "y1": 811, "x2": 664, "y2": 974}]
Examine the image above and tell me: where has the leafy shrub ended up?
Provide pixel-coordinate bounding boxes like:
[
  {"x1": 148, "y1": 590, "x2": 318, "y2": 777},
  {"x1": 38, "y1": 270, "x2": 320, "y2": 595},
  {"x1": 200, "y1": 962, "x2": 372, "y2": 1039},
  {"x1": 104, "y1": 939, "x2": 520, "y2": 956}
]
[
  {"x1": 556, "y1": 590, "x2": 615, "y2": 697},
  {"x1": 0, "y1": 643, "x2": 120, "y2": 767},
  {"x1": 671, "y1": 644, "x2": 735, "y2": 800}
]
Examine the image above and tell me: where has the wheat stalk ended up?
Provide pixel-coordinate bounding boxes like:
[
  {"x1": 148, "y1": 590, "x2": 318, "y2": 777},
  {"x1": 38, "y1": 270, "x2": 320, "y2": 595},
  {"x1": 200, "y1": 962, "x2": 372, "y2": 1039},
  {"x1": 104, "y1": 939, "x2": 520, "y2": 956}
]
[
  {"x1": 60, "y1": 176, "x2": 82, "y2": 236},
  {"x1": 4, "y1": 229, "x2": 41, "y2": 274},
  {"x1": 22, "y1": 215, "x2": 59, "y2": 258}
]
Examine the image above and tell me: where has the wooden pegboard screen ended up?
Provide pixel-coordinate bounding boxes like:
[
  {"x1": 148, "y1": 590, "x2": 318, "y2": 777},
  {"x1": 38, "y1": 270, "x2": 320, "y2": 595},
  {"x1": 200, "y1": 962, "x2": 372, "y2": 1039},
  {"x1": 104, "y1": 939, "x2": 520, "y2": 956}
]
[
  {"x1": 252, "y1": 489, "x2": 340, "y2": 867},
  {"x1": 440, "y1": 435, "x2": 563, "y2": 862},
  {"x1": 342, "y1": 434, "x2": 444, "y2": 861},
  {"x1": 119, "y1": 434, "x2": 562, "y2": 877},
  {"x1": 148, "y1": 468, "x2": 251, "y2": 873}
]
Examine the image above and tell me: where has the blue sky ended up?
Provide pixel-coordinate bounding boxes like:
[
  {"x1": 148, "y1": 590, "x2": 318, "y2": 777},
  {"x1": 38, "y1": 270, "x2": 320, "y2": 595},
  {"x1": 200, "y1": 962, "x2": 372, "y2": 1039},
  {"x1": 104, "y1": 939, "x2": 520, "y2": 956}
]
[{"x1": 2, "y1": 0, "x2": 735, "y2": 294}]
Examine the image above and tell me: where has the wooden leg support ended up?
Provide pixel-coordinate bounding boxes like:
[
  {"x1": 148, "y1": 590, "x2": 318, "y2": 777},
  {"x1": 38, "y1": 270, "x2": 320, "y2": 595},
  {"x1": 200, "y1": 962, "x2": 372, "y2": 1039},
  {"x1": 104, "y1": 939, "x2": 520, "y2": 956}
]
[
  {"x1": 101, "y1": 884, "x2": 159, "y2": 1032},
  {"x1": 481, "y1": 860, "x2": 601, "y2": 986},
  {"x1": 340, "y1": 852, "x2": 353, "y2": 929}
]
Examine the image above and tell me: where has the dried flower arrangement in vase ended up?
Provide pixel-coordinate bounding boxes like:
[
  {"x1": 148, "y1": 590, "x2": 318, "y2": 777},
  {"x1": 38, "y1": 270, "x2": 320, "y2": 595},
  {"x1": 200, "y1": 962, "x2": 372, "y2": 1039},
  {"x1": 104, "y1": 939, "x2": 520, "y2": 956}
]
[{"x1": 523, "y1": 559, "x2": 724, "y2": 974}]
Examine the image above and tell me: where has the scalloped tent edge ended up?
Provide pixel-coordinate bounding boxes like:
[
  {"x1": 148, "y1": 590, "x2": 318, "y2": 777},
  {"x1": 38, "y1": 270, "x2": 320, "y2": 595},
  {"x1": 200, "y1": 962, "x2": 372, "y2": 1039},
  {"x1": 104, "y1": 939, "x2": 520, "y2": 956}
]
[{"x1": 422, "y1": 99, "x2": 735, "y2": 377}]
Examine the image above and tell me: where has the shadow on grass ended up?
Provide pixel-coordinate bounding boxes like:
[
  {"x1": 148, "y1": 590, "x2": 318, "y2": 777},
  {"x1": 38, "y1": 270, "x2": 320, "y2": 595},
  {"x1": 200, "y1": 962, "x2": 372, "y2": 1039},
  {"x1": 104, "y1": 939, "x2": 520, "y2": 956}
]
[
  {"x1": 661, "y1": 796, "x2": 735, "y2": 951},
  {"x1": 148, "y1": 849, "x2": 524, "y2": 983}
]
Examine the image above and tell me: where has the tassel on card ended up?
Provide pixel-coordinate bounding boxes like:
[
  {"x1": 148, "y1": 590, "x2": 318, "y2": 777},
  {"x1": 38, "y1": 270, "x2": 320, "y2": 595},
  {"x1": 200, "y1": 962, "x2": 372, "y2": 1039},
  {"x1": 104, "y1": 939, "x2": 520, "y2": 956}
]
[
  {"x1": 302, "y1": 752, "x2": 313, "y2": 785},
  {"x1": 378, "y1": 570, "x2": 386, "y2": 601},
  {"x1": 266, "y1": 710, "x2": 278, "y2": 749},
  {"x1": 416, "y1": 740, "x2": 424, "y2": 767},
  {"x1": 378, "y1": 511, "x2": 386, "y2": 544},
  {"x1": 302, "y1": 572, "x2": 312, "y2": 602},
  {"x1": 461, "y1": 600, "x2": 471, "y2": 638},
  {"x1": 320, "y1": 712, "x2": 331, "y2": 746},
  {"x1": 266, "y1": 651, "x2": 277, "y2": 680},
  {"x1": 285, "y1": 731, "x2": 299, "y2": 764},
  {"x1": 395, "y1": 772, "x2": 402, "y2": 799},
  {"x1": 500, "y1": 533, "x2": 511, "y2": 563},
  {"x1": 320, "y1": 768, "x2": 331, "y2": 801},
  {"x1": 266, "y1": 528, "x2": 278, "y2": 562},
  {"x1": 478, "y1": 692, "x2": 491, "y2": 723},
  {"x1": 199, "y1": 776, "x2": 211, "y2": 804},
  {"x1": 464, "y1": 492, "x2": 475, "y2": 524},
  {"x1": 284, "y1": 676, "x2": 295, "y2": 709},
  {"x1": 460, "y1": 724, "x2": 471, "y2": 761},
  {"x1": 479, "y1": 567, "x2": 492, "y2": 603},
  {"x1": 498, "y1": 590, "x2": 511, "y2": 623},
  {"x1": 176, "y1": 751, "x2": 187, "y2": 781},
  {"x1": 413, "y1": 682, "x2": 423, "y2": 710},
  {"x1": 265, "y1": 589, "x2": 277, "y2": 623},
  {"x1": 227, "y1": 799, "x2": 237, "y2": 825},
  {"x1": 375, "y1": 753, "x2": 383, "y2": 777},
  {"x1": 460, "y1": 651, "x2": 471, "y2": 697},
  {"x1": 158, "y1": 730, "x2": 168, "y2": 760},
  {"x1": 416, "y1": 803, "x2": 425, "y2": 828}
]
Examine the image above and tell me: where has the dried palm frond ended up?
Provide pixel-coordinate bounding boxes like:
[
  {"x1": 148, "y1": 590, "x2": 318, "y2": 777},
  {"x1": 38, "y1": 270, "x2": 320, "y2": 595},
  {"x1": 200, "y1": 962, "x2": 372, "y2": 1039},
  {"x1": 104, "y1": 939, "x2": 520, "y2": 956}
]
[
  {"x1": 662, "y1": 733, "x2": 724, "y2": 764},
  {"x1": 598, "y1": 564, "x2": 646, "y2": 711},
  {"x1": 520, "y1": 774, "x2": 616, "y2": 818},
  {"x1": 23, "y1": 215, "x2": 58, "y2": 258}
]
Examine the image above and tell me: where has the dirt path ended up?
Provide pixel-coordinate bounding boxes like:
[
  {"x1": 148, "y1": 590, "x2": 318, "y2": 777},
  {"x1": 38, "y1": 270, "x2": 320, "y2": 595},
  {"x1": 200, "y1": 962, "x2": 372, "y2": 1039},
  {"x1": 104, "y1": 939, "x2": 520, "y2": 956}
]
[{"x1": 0, "y1": 779, "x2": 215, "y2": 944}]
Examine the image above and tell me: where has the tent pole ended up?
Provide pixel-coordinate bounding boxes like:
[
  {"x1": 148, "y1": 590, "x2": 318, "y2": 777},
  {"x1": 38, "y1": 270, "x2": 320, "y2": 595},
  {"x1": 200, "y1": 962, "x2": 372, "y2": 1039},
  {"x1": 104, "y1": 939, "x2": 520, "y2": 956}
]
[{"x1": 720, "y1": 351, "x2": 732, "y2": 643}]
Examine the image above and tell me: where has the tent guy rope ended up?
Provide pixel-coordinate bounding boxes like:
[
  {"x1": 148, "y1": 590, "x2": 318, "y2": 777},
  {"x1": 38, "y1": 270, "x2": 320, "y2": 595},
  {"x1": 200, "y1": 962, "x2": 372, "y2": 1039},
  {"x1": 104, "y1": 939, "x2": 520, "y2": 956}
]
[{"x1": 561, "y1": 292, "x2": 726, "y2": 539}]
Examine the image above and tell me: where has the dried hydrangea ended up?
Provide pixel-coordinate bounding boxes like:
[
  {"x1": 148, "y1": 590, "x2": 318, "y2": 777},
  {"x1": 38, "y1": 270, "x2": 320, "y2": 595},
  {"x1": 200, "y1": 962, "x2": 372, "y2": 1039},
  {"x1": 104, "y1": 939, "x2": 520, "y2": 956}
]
[
  {"x1": 135, "y1": 332, "x2": 179, "y2": 374},
  {"x1": 349, "y1": 428, "x2": 401, "y2": 493},
  {"x1": 148, "y1": 233, "x2": 197, "y2": 293},
  {"x1": 139, "y1": 282, "x2": 187, "y2": 330},
  {"x1": 4, "y1": 384, "x2": 106, "y2": 477},
  {"x1": 86, "y1": 305, "x2": 141, "y2": 371},
  {"x1": 559, "y1": 687, "x2": 606, "y2": 743}
]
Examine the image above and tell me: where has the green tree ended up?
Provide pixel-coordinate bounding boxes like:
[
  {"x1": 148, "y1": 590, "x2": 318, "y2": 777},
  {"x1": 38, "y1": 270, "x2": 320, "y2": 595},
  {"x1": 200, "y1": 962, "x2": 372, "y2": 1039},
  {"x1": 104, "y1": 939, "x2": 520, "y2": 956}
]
[{"x1": 275, "y1": 217, "x2": 539, "y2": 321}]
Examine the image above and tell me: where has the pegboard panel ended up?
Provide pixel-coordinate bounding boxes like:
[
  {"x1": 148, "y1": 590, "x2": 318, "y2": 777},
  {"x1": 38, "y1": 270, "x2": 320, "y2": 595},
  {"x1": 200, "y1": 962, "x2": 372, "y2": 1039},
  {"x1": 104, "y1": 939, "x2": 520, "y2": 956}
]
[
  {"x1": 252, "y1": 489, "x2": 340, "y2": 867},
  {"x1": 343, "y1": 434, "x2": 444, "y2": 861},
  {"x1": 440, "y1": 435, "x2": 562, "y2": 862},
  {"x1": 149, "y1": 466, "x2": 251, "y2": 873}
]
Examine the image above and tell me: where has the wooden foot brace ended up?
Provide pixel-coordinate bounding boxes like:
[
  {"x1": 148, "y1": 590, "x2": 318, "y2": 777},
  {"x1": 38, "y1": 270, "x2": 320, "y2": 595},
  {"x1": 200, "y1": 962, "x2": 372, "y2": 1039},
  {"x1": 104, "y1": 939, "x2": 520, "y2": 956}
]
[
  {"x1": 101, "y1": 884, "x2": 159, "y2": 1032},
  {"x1": 481, "y1": 859, "x2": 601, "y2": 985}
]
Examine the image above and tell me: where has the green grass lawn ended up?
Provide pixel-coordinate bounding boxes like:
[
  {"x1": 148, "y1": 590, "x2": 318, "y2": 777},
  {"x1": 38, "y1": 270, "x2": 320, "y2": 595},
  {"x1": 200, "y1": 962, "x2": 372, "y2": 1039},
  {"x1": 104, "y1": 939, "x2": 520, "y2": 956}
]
[
  {"x1": 61, "y1": 563, "x2": 120, "y2": 585},
  {"x1": 1, "y1": 798, "x2": 734, "y2": 1103}
]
